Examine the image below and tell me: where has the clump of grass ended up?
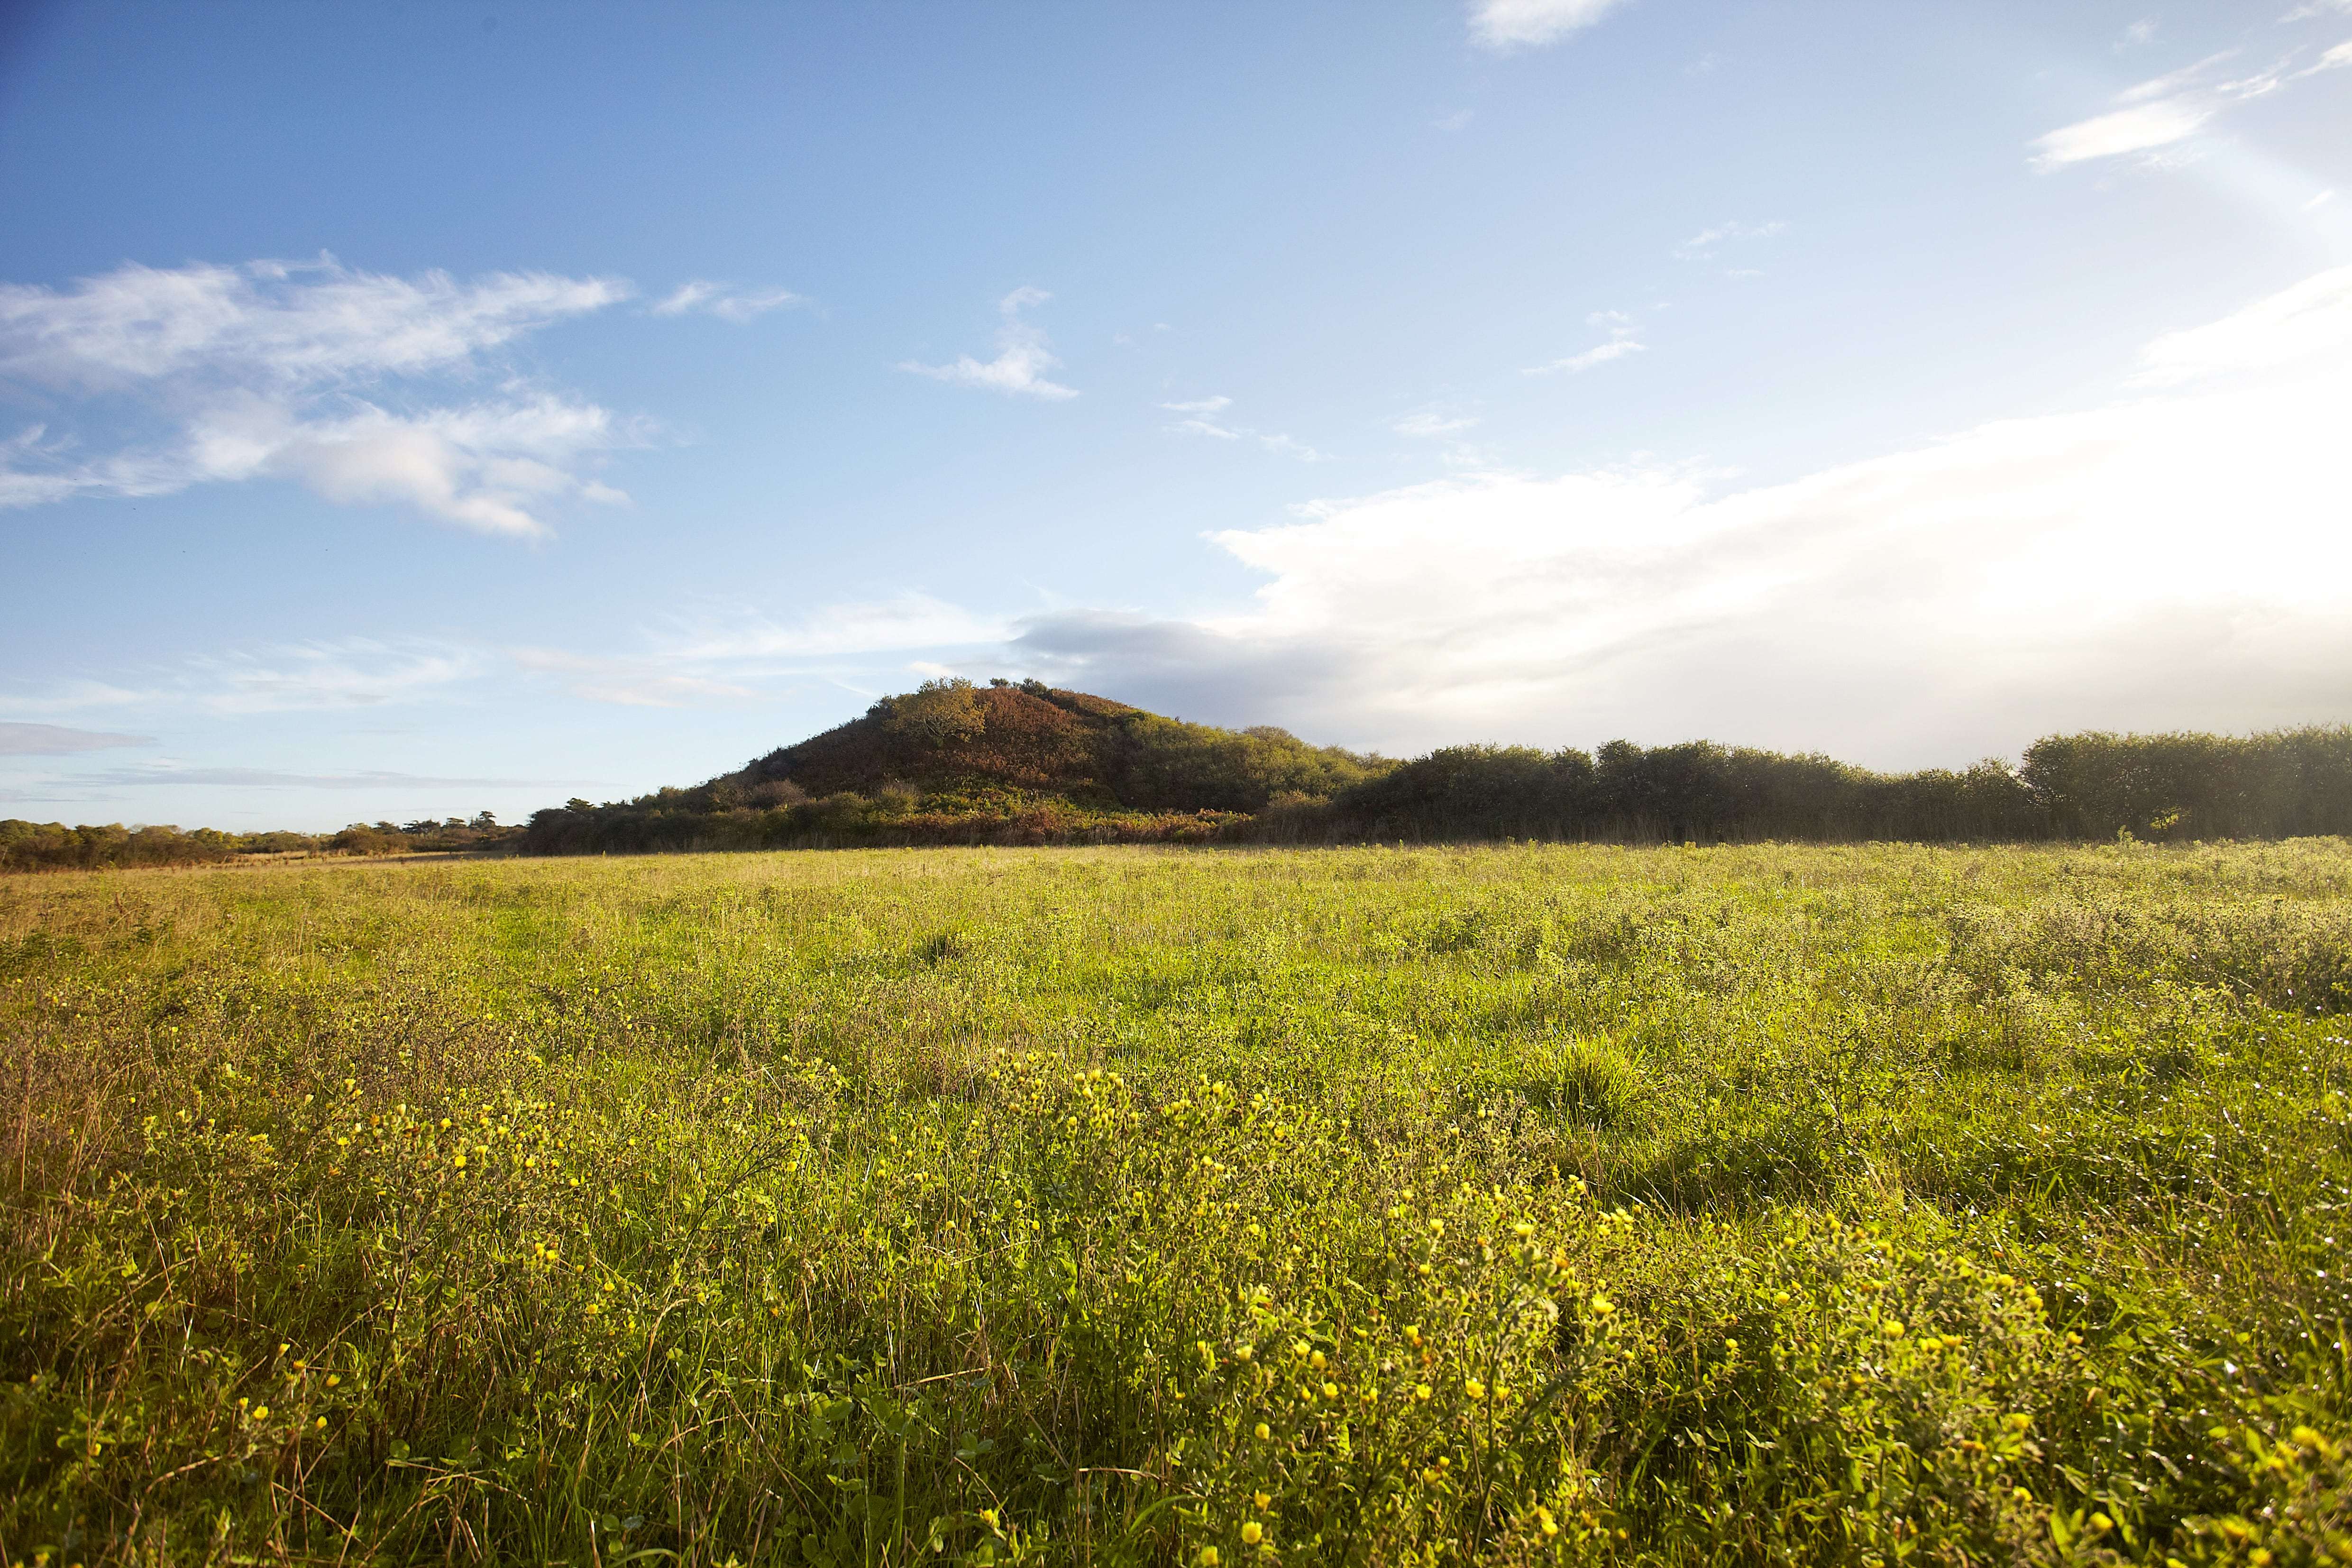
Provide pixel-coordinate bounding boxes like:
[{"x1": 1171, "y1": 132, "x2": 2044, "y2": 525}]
[{"x1": 1546, "y1": 1036, "x2": 1644, "y2": 1127}]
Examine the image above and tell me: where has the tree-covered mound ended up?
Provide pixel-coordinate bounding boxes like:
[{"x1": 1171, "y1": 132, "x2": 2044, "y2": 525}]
[{"x1": 522, "y1": 679, "x2": 1390, "y2": 854}]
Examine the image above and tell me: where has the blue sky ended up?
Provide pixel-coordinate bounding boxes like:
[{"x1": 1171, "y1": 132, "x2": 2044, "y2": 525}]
[{"x1": 3, "y1": 0, "x2": 2349, "y2": 830}]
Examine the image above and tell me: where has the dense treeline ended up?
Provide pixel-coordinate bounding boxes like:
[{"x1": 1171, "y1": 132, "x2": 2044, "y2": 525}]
[
  {"x1": 1289, "y1": 741, "x2": 2045, "y2": 844},
  {"x1": 1300, "y1": 726, "x2": 2352, "y2": 844},
  {"x1": 2019, "y1": 727, "x2": 2352, "y2": 840},
  {"x1": 523, "y1": 685, "x2": 2352, "y2": 855},
  {"x1": 518, "y1": 791, "x2": 1246, "y2": 856},
  {"x1": 0, "y1": 815, "x2": 517, "y2": 873},
  {"x1": 1308, "y1": 726, "x2": 2352, "y2": 845}
]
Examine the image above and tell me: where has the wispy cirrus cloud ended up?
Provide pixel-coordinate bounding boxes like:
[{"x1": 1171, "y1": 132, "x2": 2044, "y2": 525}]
[
  {"x1": 651, "y1": 280, "x2": 808, "y2": 321},
  {"x1": 1524, "y1": 311, "x2": 1645, "y2": 375},
  {"x1": 1672, "y1": 220, "x2": 1786, "y2": 261},
  {"x1": 1467, "y1": 0, "x2": 1631, "y2": 50},
  {"x1": 510, "y1": 592, "x2": 1012, "y2": 706},
  {"x1": 1390, "y1": 403, "x2": 1492, "y2": 469},
  {"x1": 73, "y1": 764, "x2": 555, "y2": 790},
  {"x1": 0, "y1": 722, "x2": 152, "y2": 756},
  {"x1": 899, "y1": 287, "x2": 1077, "y2": 400},
  {"x1": 1159, "y1": 395, "x2": 1327, "y2": 460},
  {"x1": 659, "y1": 592, "x2": 1009, "y2": 664},
  {"x1": 508, "y1": 646, "x2": 760, "y2": 708},
  {"x1": 0, "y1": 256, "x2": 638, "y2": 535},
  {"x1": 0, "y1": 593, "x2": 1014, "y2": 726},
  {"x1": 183, "y1": 639, "x2": 488, "y2": 715},
  {"x1": 0, "y1": 637, "x2": 487, "y2": 721},
  {"x1": 2031, "y1": 39, "x2": 2350, "y2": 168},
  {"x1": 1391, "y1": 405, "x2": 1480, "y2": 439}
]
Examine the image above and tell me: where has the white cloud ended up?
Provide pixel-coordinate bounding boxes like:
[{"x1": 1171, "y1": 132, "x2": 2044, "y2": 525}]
[
  {"x1": 2032, "y1": 39, "x2": 2343, "y2": 168},
  {"x1": 1160, "y1": 397, "x2": 1327, "y2": 460},
  {"x1": 508, "y1": 647, "x2": 761, "y2": 708},
  {"x1": 0, "y1": 679, "x2": 148, "y2": 718},
  {"x1": 513, "y1": 591, "x2": 1022, "y2": 704},
  {"x1": 662, "y1": 592, "x2": 1009, "y2": 663},
  {"x1": 2119, "y1": 18, "x2": 2158, "y2": 48},
  {"x1": 1672, "y1": 220, "x2": 1786, "y2": 261},
  {"x1": 0, "y1": 256, "x2": 623, "y2": 390},
  {"x1": 899, "y1": 287, "x2": 1078, "y2": 400},
  {"x1": 1468, "y1": 0, "x2": 1630, "y2": 50},
  {"x1": 1171, "y1": 418, "x2": 1242, "y2": 441},
  {"x1": 651, "y1": 281, "x2": 807, "y2": 321},
  {"x1": 0, "y1": 256, "x2": 635, "y2": 535},
  {"x1": 1014, "y1": 266, "x2": 2352, "y2": 765},
  {"x1": 1392, "y1": 406, "x2": 1481, "y2": 438},
  {"x1": 0, "y1": 595, "x2": 1011, "y2": 730},
  {"x1": 71, "y1": 764, "x2": 552, "y2": 790},
  {"x1": 183, "y1": 639, "x2": 487, "y2": 715},
  {"x1": 2132, "y1": 265, "x2": 2352, "y2": 384},
  {"x1": 0, "y1": 640, "x2": 485, "y2": 720},
  {"x1": 2034, "y1": 97, "x2": 2221, "y2": 167},
  {"x1": 1525, "y1": 311, "x2": 1645, "y2": 375},
  {"x1": 0, "y1": 723, "x2": 151, "y2": 756}
]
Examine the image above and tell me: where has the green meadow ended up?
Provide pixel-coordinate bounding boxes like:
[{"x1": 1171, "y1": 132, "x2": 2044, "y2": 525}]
[{"x1": 3, "y1": 842, "x2": 2349, "y2": 1566}]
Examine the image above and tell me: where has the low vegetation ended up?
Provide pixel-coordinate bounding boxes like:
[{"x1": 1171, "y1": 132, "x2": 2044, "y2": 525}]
[
  {"x1": 522, "y1": 682, "x2": 2352, "y2": 856},
  {"x1": 0, "y1": 816, "x2": 518, "y2": 874},
  {"x1": 10, "y1": 686, "x2": 2345, "y2": 871},
  {"x1": 5, "y1": 840, "x2": 2349, "y2": 1564}
]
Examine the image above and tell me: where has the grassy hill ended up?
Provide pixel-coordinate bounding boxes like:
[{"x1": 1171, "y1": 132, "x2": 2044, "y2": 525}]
[{"x1": 522, "y1": 678, "x2": 1391, "y2": 853}]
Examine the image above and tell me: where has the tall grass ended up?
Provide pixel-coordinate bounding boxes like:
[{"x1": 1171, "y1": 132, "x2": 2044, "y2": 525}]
[{"x1": 3, "y1": 842, "x2": 2349, "y2": 1564}]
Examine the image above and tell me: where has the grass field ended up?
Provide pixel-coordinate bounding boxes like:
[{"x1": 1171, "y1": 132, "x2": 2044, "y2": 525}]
[{"x1": 4, "y1": 843, "x2": 2350, "y2": 1566}]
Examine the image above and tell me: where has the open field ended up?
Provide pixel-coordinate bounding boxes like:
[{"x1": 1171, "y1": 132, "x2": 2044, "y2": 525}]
[{"x1": 4, "y1": 843, "x2": 2350, "y2": 1566}]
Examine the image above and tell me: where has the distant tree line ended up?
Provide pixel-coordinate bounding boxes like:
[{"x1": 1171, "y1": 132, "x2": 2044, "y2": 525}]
[
  {"x1": 519, "y1": 786, "x2": 1245, "y2": 856},
  {"x1": 0, "y1": 813, "x2": 515, "y2": 873},
  {"x1": 1280, "y1": 726, "x2": 2352, "y2": 844}
]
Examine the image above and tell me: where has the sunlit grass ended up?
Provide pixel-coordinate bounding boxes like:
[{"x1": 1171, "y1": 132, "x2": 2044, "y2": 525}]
[{"x1": 3, "y1": 842, "x2": 2349, "y2": 1564}]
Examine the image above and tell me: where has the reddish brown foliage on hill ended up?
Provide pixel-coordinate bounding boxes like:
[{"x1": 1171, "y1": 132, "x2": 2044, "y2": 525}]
[{"x1": 741, "y1": 682, "x2": 1140, "y2": 801}]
